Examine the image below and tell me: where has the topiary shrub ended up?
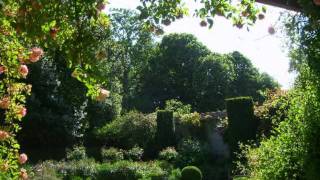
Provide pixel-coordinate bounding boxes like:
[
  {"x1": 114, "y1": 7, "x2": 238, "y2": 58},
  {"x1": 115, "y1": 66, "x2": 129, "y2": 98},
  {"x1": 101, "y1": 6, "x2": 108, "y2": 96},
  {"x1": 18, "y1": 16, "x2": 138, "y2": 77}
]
[
  {"x1": 225, "y1": 97, "x2": 257, "y2": 154},
  {"x1": 156, "y1": 110, "x2": 175, "y2": 150},
  {"x1": 181, "y1": 166, "x2": 203, "y2": 180},
  {"x1": 101, "y1": 147, "x2": 124, "y2": 162}
]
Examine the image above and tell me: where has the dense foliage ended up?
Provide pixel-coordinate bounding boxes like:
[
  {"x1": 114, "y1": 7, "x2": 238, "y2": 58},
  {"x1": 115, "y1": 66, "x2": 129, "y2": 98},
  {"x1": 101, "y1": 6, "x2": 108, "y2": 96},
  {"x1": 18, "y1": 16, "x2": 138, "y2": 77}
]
[
  {"x1": 0, "y1": 0, "x2": 283, "y2": 179},
  {"x1": 235, "y1": 1, "x2": 320, "y2": 180}
]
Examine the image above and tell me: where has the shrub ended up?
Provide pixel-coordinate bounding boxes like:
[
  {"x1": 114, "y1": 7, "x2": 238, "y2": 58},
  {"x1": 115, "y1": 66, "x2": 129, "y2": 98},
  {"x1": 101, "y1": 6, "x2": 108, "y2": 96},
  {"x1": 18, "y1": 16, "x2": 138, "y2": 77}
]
[
  {"x1": 101, "y1": 147, "x2": 124, "y2": 162},
  {"x1": 176, "y1": 138, "x2": 210, "y2": 167},
  {"x1": 225, "y1": 97, "x2": 257, "y2": 153},
  {"x1": 254, "y1": 89, "x2": 289, "y2": 137},
  {"x1": 164, "y1": 99, "x2": 191, "y2": 117},
  {"x1": 156, "y1": 110, "x2": 175, "y2": 150},
  {"x1": 169, "y1": 168, "x2": 182, "y2": 180},
  {"x1": 96, "y1": 111, "x2": 156, "y2": 149},
  {"x1": 124, "y1": 146, "x2": 144, "y2": 161},
  {"x1": 57, "y1": 158, "x2": 98, "y2": 178},
  {"x1": 159, "y1": 147, "x2": 179, "y2": 162},
  {"x1": 96, "y1": 160, "x2": 167, "y2": 180},
  {"x1": 181, "y1": 166, "x2": 203, "y2": 180},
  {"x1": 30, "y1": 161, "x2": 62, "y2": 180},
  {"x1": 175, "y1": 112, "x2": 202, "y2": 140},
  {"x1": 66, "y1": 145, "x2": 87, "y2": 161}
]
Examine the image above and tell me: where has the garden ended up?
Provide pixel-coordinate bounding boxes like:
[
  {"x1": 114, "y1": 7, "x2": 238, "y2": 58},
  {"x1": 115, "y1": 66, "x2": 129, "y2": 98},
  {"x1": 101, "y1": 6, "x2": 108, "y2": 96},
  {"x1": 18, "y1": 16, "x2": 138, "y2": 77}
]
[{"x1": 1, "y1": 0, "x2": 320, "y2": 180}]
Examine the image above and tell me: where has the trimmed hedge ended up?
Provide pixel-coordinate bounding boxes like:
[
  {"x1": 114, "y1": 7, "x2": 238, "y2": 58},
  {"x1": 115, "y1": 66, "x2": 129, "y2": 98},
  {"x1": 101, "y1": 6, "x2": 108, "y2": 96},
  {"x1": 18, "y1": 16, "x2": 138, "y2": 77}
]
[
  {"x1": 181, "y1": 166, "x2": 203, "y2": 180},
  {"x1": 225, "y1": 97, "x2": 257, "y2": 153},
  {"x1": 156, "y1": 110, "x2": 175, "y2": 150}
]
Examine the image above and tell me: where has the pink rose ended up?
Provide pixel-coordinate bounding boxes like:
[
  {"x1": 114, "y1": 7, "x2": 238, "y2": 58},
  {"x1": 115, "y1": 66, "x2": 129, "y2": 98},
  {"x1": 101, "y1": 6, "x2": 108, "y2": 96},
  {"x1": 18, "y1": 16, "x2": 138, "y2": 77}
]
[
  {"x1": 0, "y1": 130, "x2": 9, "y2": 141},
  {"x1": 0, "y1": 66, "x2": 5, "y2": 74},
  {"x1": 0, "y1": 97, "x2": 10, "y2": 109},
  {"x1": 29, "y1": 47, "x2": 44, "y2": 63},
  {"x1": 19, "y1": 65, "x2": 29, "y2": 78},
  {"x1": 96, "y1": 88, "x2": 110, "y2": 101},
  {"x1": 314, "y1": 0, "x2": 320, "y2": 5},
  {"x1": 19, "y1": 107, "x2": 27, "y2": 117},
  {"x1": 18, "y1": 153, "x2": 28, "y2": 164}
]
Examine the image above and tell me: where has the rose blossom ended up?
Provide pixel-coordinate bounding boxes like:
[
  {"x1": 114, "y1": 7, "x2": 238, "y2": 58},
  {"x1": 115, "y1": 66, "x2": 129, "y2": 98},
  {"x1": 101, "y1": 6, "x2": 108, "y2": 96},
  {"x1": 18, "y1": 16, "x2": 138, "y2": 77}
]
[
  {"x1": 0, "y1": 97, "x2": 10, "y2": 109},
  {"x1": 18, "y1": 153, "x2": 28, "y2": 164},
  {"x1": 29, "y1": 47, "x2": 44, "y2": 63},
  {"x1": 314, "y1": 0, "x2": 320, "y2": 6},
  {"x1": 19, "y1": 65, "x2": 29, "y2": 78},
  {"x1": 96, "y1": 88, "x2": 110, "y2": 101},
  {"x1": 19, "y1": 107, "x2": 27, "y2": 117},
  {"x1": 0, "y1": 130, "x2": 9, "y2": 141},
  {"x1": 0, "y1": 66, "x2": 5, "y2": 74},
  {"x1": 20, "y1": 168, "x2": 28, "y2": 180}
]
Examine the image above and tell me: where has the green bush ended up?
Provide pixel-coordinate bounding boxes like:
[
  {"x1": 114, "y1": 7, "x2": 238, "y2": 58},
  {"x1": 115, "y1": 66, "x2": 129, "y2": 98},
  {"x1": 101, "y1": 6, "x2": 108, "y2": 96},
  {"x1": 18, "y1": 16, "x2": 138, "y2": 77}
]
[
  {"x1": 124, "y1": 146, "x2": 144, "y2": 161},
  {"x1": 225, "y1": 97, "x2": 257, "y2": 153},
  {"x1": 175, "y1": 112, "x2": 202, "y2": 141},
  {"x1": 55, "y1": 159, "x2": 98, "y2": 179},
  {"x1": 96, "y1": 160, "x2": 167, "y2": 180},
  {"x1": 176, "y1": 138, "x2": 210, "y2": 167},
  {"x1": 164, "y1": 99, "x2": 191, "y2": 117},
  {"x1": 156, "y1": 110, "x2": 175, "y2": 150},
  {"x1": 66, "y1": 145, "x2": 87, "y2": 161},
  {"x1": 159, "y1": 147, "x2": 179, "y2": 162},
  {"x1": 96, "y1": 111, "x2": 157, "y2": 149},
  {"x1": 169, "y1": 168, "x2": 182, "y2": 180},
  {"x1": 30, "y1": 161, "x2": 62, "y2": 180},
  {"x1": 181, "y1": 166, "x2": 202, "y2": 180},
  {"x1": 101, "y1": 147, "x2": 124, "y2": 162}
]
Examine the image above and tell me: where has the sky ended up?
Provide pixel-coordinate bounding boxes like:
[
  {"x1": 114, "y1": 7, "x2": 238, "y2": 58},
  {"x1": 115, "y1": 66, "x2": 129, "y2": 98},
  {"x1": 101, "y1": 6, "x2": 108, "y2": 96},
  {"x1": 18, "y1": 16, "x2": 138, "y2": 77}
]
[{"x1": 108, "y1": 0, "x2": 296, "y2": 89}]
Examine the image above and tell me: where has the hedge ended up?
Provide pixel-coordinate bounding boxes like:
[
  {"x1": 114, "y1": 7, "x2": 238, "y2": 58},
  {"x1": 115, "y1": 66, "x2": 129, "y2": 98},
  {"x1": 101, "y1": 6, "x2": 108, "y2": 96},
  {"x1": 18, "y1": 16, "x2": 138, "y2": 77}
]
[{"x1": 225, "y1": 97, "x2": 257, "y2": 153}]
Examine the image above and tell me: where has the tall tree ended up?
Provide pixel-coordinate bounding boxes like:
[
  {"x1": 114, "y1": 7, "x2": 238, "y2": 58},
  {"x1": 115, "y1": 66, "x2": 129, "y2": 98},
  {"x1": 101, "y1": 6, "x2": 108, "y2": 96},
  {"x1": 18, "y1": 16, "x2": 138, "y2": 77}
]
[{"x1": 109, "y1": 9, "x2": 156, "y2": 111}]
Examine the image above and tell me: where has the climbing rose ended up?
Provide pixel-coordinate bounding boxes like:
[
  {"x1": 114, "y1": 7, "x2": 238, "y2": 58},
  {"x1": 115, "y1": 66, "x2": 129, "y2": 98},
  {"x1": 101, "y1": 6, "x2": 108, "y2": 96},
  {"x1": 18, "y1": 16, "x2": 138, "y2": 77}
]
[
  {"x1": 96, "y1": 88, "x2": 110, "y2": 101},
  {"x1": 29, "y1": 47, "x2": 44, "y2": 63},
  {"x1": 19, "y1": 107, "x2": 27, "y2": 117},
  {"x1": 19, "y1": 65, "x2": 29, "y2": 78},
  {"x1": 20, "y1": 168, "x2": 28, "y2": 180},
  {"x1": 0, "y1": 130, "x2": 9, "y2": 141},
  {"x1": 314, "y1": 0, "x2": 320, "y2": 6},
  {"x1": 0, "y1": 97, "x2": 10, "y2": 109},
  {"x1": 0, "y1": 66, "x2": 5, "y2": 74},
  {"x1": 18, "y1": 154, "x2": 28, "y2": 164}
]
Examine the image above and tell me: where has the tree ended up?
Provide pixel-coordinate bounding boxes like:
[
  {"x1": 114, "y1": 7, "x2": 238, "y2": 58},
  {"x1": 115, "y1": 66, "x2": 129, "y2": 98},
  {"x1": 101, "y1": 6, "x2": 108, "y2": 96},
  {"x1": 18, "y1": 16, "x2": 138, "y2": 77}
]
[
  {"x1": 139, "y1": 33, "x2": 210, "y2": 112},
  {"x1": 109, "y1": 9, "x2": 156, "y2": 111},
  {"x1": 228, "y1": 51, "x2": 279, "y2": 102},
  {"x1": 193, "y1": 54, "x2": 235, "y2": 111}
]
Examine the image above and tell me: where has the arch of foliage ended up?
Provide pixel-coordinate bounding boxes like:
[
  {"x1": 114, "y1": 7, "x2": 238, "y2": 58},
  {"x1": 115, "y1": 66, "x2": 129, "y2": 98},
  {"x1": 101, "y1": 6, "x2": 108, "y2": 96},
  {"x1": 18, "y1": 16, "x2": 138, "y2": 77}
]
[{"x1": 0, "y1": 0, "x2": 265, "y2": 178}]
